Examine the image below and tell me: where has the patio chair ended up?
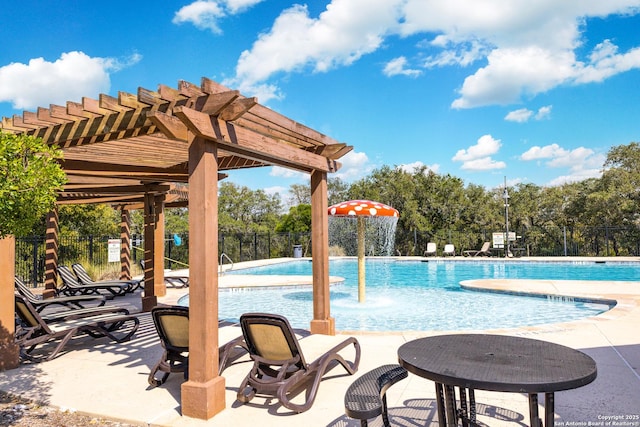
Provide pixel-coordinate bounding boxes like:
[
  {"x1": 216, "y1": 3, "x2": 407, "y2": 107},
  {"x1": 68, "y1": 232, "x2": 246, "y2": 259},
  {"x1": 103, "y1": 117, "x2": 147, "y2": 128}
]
[
  {"x1": 72, "y1": 263, "x2": 141, "y2": 293},
  {"x1": 14, "y1": 275, "x2": 106, "y2": 312},
  {"x1": 423, "y1": 242, "x2": 437, "y2": 257},
  {"x1": 148, "y1": 306, "x2": 247, "y2": 387},
  {"x1": 14, "y1": 294, "x2": 139, "y2": 362},
  {"x1": 236, "y1": 312, "x2": 361, "y2": 413},
  {"x1": 443, "y1": 244, "x2": 455, "y2": 257},
  {"x1": 463, "y1": 242, "x2": 491, "y2": 257},
  {"x1": 57, "y1": 265, "x2": 130, "y2": 297}
]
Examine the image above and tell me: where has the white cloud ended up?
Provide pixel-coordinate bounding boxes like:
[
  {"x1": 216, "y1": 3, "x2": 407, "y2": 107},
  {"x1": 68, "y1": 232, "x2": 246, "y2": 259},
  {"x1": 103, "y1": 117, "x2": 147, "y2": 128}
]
[
  {"x1": 505, "y1": 108, "x2": 533, "y2": 123},
  {"x1": 173, "y1": 1, "x2": 225, "y2": 33},
  {"x1": 0, "y1": 51, "x2": 140, "y2": 110},
  {"x1": 460, "y1": 157, "x2": 506, "y2": 171},
  {"x1": 423, "y1": 39, "x2": 489, "y2": 68},
  {"x1": 452, "y1": 134, "x2": 505, "y2": 171},
  {"x1": 520, "y1": 143, "x2": 605, "y2": 185},
  {"x1": 268, "y1": 150, "x2": 373, "y2": 185},
  {"x1": 227, "y1": 0, "x2": 640, "y2": 108},
  {"x1": 520, "y1": 143, "x2": 565, "y2": 161},
  {"x1": 535, "y1": 105, "x2": 552, "y2": 120},
  {"x1": 505, "y1": 105, "x2": 552, "y2": 122},
  {"x1": 229, "y1": 0, "x2": 402, "y2": 97},
  {"x1": 547, "y1": 168, "x2": 602, "y2": 186},
  {"x1": 453, "y1": 134, "x2": 501, "y2": 161},
  {"x1": 399, "y1": 161, "x2": 440, "y2": 174},
  {"x1": 383, "y1": 57, "x2": 421, "y2": 77},
  {"x1": 173, "y1": 0, "x2": 264, "y2": 34},
  {"x1": 270, "y1": 166, "x2": 307, "y2": 180},
  {"x1": 332, "y1": 150, "x2": 374, "y2": 181}
]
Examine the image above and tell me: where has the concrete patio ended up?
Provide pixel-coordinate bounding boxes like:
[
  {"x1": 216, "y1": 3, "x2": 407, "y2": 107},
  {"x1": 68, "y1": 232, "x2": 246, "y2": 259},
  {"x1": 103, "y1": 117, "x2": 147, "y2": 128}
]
[{"x1": 2, "y1": 259, "x2": 640, "y2": 426}]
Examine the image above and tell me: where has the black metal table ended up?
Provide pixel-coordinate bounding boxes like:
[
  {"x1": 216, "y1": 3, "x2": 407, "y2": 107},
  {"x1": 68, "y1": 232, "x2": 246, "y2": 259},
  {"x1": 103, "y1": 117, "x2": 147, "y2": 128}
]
[{"x1": 398, "y1": 334, "x2": 597, "y2": 427}]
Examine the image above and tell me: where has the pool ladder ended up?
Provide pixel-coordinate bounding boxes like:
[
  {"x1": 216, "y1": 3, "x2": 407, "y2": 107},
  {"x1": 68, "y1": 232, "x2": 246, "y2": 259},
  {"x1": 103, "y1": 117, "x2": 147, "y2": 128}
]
[{"x1": 219, "y1": 253, "x2": 233, "y2": 275}]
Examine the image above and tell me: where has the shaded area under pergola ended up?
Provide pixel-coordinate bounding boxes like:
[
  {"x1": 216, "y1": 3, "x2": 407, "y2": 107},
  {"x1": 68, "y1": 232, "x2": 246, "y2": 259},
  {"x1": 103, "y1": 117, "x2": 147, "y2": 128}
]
[{"x1": 0, "y1": 77, "x2": 352, "y2": 419}]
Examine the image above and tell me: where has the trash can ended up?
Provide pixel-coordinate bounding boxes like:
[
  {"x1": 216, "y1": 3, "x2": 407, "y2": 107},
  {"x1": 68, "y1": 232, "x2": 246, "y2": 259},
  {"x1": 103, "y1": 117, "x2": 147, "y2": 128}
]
[{"x1": 293, "y1": 245, "x2": 302, "y2": 258}]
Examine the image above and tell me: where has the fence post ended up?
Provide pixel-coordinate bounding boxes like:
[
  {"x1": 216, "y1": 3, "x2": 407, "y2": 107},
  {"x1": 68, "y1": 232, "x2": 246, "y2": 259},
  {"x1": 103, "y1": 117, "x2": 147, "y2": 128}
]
[
  {"x1": 89, "y1": 235, "x2": 94, "y2": 263},
  {"x1": 31, "y1": 235, "x2": 38, "y2": 285},
  {"x1": 254, "y1": 233, "x2": 258, "y2": 261},
  {"x1": 268, "y1": 231, "x2": 271, "y2": 259}
]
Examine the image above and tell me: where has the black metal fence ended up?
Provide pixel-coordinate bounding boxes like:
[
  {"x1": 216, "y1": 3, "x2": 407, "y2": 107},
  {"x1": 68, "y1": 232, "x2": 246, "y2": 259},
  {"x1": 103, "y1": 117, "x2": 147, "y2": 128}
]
[
  {"x1": 15, "y1": 225, "x2": 640, "y2": 285},
  {"x1": 397, "y1": 225, "x2": 640, "y2": 257},
  {"x1": 15, "y1": 232, "x2": 312, "y2": 286}
]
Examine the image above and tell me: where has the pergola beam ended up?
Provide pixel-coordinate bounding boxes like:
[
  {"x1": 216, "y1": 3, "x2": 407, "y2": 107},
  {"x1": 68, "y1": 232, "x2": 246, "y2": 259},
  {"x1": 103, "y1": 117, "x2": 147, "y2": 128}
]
[{"x1": 173, "y1": 106, "x2": 339, "y2": 173}]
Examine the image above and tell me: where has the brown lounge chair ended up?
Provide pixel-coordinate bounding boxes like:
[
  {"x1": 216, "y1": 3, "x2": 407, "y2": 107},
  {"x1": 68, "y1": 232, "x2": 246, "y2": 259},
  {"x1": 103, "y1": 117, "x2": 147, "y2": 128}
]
[
  {"x1": 463, "y1": 241, "x2": 492, "y2": 257},
  {"x1": 57, "y1": 265, "x2": 130, "y2": 297},
  {"x1": 72, "y1": 263, "x2": 142, "y2": 293},
  {"x1": 14, "y1": 294, "x2": 139, "y2": 362},
  {"x1": 147, "y1": 306, "x2": 246, "y2": 387},
  {"x1": 14, "y1": 275, "x2": 106, "y2": 312},
  {"x1": 236, "y1": 312, "x2": 361, "y2": 413}
]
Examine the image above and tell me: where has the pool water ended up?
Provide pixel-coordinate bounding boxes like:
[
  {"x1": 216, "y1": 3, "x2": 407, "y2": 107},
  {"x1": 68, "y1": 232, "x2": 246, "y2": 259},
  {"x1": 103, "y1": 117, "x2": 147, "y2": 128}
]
[{"x1": 196, "y1": 259, "x2": 631, "y2": 332}]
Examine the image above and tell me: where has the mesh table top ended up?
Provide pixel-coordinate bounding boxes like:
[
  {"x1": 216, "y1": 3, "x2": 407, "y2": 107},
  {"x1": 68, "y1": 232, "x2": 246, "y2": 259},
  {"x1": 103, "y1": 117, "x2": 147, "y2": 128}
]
[{"x1": 398, "y1": 334, "x2": 597, "y2": 393}]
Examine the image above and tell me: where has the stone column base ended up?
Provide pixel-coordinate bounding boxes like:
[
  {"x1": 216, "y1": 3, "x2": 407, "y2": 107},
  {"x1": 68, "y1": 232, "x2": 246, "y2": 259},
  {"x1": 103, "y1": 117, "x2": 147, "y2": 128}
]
[
  {"x1": 181, "y1": 376, "x2": 226, "y2": 420},
  {"x1": 310, "y1": 317, "x2": 336, "y2": 335}
]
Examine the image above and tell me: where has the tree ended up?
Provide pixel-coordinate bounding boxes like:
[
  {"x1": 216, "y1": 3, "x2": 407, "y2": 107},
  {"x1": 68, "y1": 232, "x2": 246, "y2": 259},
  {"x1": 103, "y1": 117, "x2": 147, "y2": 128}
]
[
  {"x1": 0, "y1": 131, "x2": 66, "y2": 369},
  {"x1": 276, "y1": 204, "x2": 311, "y2": 233},
  {"x1": 58, "y1": 204, "x2": 120, "y2": 237},
  {"x1": 218, "y1": 182, "x2": 282, "y2": 233},
  {"x1": 0, "y1": 132, "x2": 66, "y2": 237}
]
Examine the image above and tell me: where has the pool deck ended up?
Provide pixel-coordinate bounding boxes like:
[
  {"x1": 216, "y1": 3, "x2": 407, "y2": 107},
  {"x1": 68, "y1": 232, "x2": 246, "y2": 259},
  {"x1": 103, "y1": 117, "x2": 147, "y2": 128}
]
[{"x1": 2, "y1": 257, "x2": 640, "y2": 426}]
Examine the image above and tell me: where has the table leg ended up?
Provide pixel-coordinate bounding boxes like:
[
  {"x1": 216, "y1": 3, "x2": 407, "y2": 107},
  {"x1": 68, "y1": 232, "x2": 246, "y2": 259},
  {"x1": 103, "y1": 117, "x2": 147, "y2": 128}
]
[
  {"x1": 529, "y1": 394, "x2": 542, "y2": 427},
  {"x1": 459, "y1": 388, "x2": 469, "y2": 427},
  {"x1": 435, "y1": 383, "x2": 447, "y2": 427},
  {"x1": 444, "y1": 385, "x2": 458, "y2": 427},
  {"x1": 469, "y1": 389, "x2": 476, "y2": 424},
  {"x1": 545, "y1": 393, "x2": 555, "y2": 427}
]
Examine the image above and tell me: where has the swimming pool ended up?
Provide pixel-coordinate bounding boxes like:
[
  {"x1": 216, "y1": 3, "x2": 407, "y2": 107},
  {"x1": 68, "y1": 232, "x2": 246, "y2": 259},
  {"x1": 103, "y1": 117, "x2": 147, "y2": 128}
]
[{"x1": 187, "y1": 259, "x2": 631, "y2": 332}]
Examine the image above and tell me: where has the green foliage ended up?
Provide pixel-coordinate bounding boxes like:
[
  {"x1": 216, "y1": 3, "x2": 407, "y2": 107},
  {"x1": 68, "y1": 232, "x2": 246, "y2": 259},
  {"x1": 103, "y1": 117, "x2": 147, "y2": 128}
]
[
  {"x1": 276, "y1": 204, "x2": 311, "y2": 232},
  {"x1": 58, "y1": 204, "x2": 120, "y2": 238},
  {"x1": 218, "y1": 182, "x2": 282, "y2": 233},
  {"x1": 0, "y1": 132, "x2": 66, "y2": 237}
]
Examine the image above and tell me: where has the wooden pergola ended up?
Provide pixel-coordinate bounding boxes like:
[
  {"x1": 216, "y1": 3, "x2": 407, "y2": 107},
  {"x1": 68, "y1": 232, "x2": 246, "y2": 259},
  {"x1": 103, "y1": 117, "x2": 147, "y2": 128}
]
[{"x1": 0, "y1": 77, "x2": 352, "y2": 419}]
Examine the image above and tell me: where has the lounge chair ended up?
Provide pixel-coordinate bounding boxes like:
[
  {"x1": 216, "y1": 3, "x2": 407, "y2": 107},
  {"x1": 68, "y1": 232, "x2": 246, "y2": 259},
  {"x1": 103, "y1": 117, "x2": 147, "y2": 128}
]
[
  {"x1": 14, "y1": 294, "x2": 139, "y2": 362},
  {"x1": 423, "y1": 242, "x2": 437, "y2": 257},
  {"x1": 236, "y1": 312, "x2": 361, "y2": 413},
  {"x1": 463, "y1": 242, "x2": 492, "y2": 257},
  {"x1": 139, "y1": 260, "x2": 189, "y2": 288},
  {"x1": 148, "y1": 306, "x2": 246, "y2": 387},
  {"x1": 57, "y1": 265, "x2": 130, "y2": 297},
  {"x1": 443, "y1": 244, "x2": 455, "y2": 257},
  {"x1": 72, "y1": 263, "x2": 141, "y2": 293},
  {"x1": 14, "y1": 275, "x2": 106, "y2": 312}
]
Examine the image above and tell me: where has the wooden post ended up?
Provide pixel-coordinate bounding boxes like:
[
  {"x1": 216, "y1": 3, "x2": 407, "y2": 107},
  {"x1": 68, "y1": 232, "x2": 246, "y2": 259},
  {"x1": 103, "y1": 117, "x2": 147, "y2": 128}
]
[
  {"x1": 0, "y1": 236, "x2": 20, "y2": 370},
  {"x1": 181, "y1": 136, "x2": 226, "y2": 420},
  {"x1": 153, "y1": 195, "x2": 166, "y2": 297},
  {"x1": 142, "y1": 193, "x2": 158, "y2": 311},
  {"x1": 43, "y1": 208, "x2": 59, "y2": 298},
  {"x1": 119, "y1": 208, "x2": 132, "y2": 281},
  {"x1": 309, "y1": 170, "x2": 335, "y2": 335}
]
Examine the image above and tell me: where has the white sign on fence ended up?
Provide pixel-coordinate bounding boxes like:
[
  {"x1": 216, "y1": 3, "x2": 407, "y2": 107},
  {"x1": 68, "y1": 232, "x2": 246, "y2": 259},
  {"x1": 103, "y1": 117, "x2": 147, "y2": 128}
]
[{"x1": 108, "y1": 239, "x2": 120, "y2": 263}]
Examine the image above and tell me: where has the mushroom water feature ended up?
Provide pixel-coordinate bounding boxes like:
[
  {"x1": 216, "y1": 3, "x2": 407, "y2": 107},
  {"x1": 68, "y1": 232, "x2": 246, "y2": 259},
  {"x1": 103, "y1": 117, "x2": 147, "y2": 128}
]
[{"x1": 328, "y1": 200, "x2": 399, "y2": 303}]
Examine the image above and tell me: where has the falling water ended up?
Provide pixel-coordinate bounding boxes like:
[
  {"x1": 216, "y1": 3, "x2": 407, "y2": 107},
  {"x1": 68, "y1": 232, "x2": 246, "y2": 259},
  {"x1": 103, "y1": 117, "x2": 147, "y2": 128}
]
[{"x1": 328, "y1": 216, "x2": 398, "y2": 256}]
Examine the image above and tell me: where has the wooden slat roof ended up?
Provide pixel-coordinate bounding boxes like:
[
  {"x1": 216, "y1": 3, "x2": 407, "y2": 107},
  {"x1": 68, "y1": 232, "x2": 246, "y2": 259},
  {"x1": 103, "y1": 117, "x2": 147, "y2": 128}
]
[{"x1": 0, "y1": 77, "x2": 352, "y2": 206}]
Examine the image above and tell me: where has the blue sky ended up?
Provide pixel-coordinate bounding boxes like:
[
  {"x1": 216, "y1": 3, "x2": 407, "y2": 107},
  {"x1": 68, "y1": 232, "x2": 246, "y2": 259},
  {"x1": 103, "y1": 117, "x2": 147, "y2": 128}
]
[{"x1": 2, "y1": 0, "x2": 640, "y2": 203}]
